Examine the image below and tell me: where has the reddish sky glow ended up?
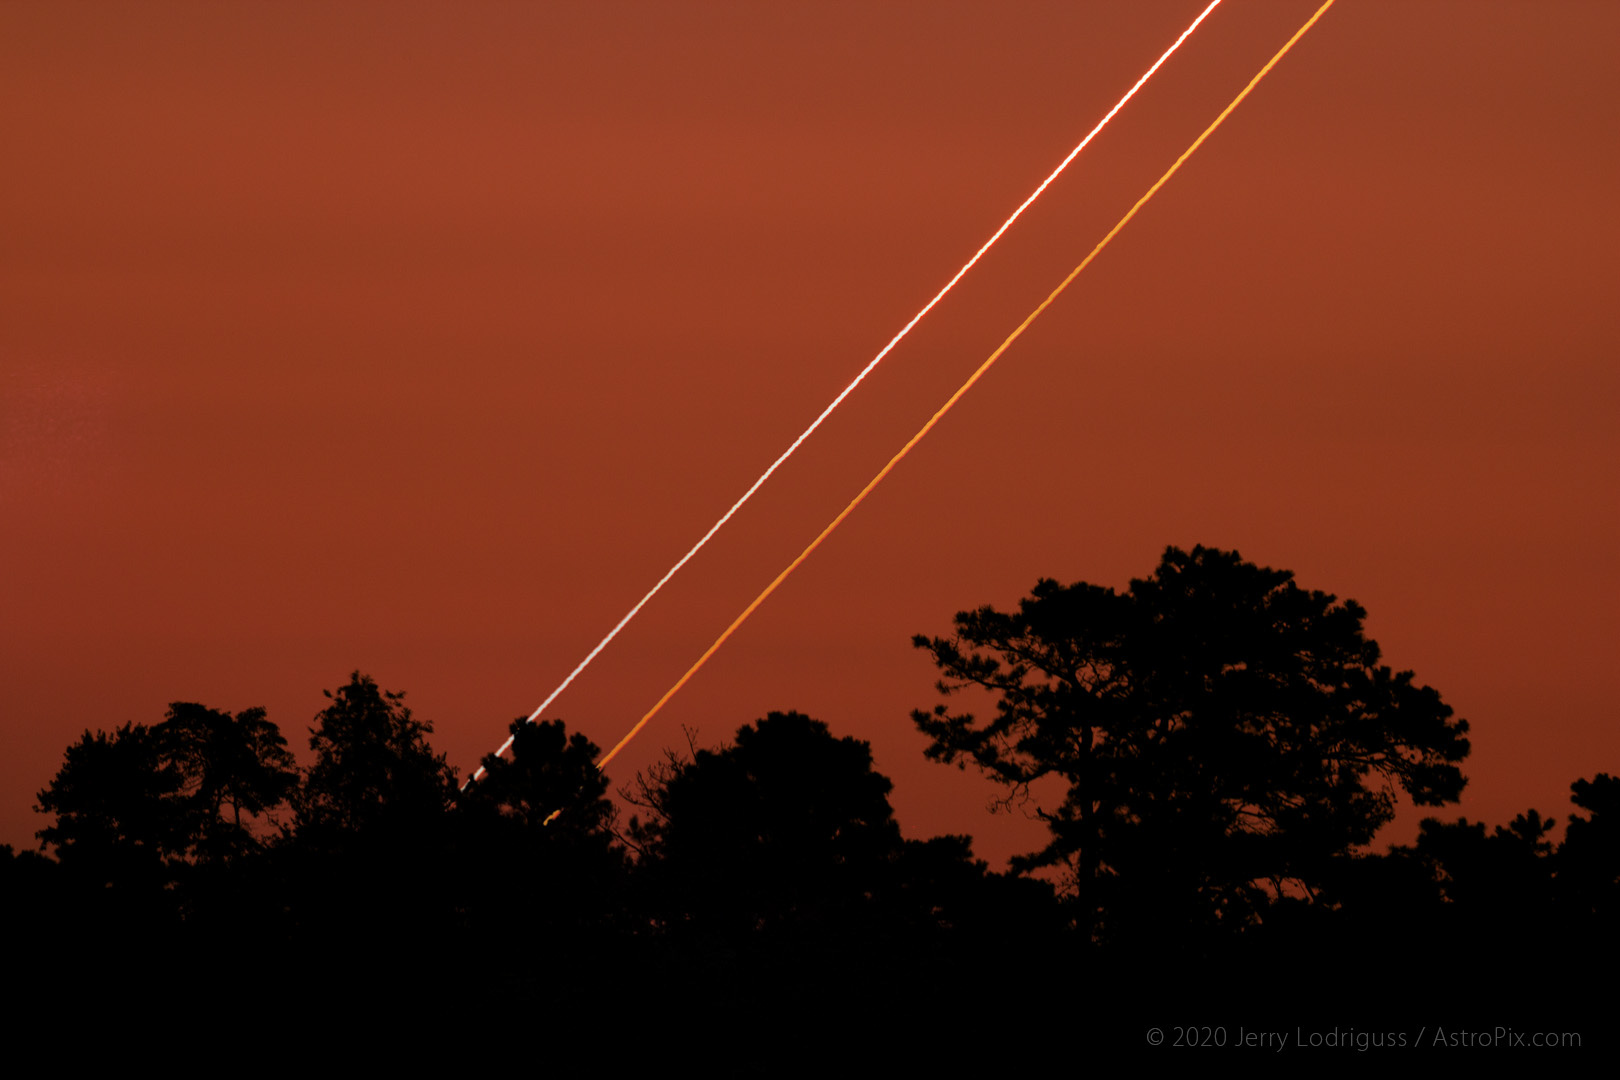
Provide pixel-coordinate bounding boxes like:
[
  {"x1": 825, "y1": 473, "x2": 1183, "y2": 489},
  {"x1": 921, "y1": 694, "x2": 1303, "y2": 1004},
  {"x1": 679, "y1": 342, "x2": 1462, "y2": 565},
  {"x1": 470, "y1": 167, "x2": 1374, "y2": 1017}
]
[{"x1": 4, "y1": 1, "x2": 1616, "y2": 865}]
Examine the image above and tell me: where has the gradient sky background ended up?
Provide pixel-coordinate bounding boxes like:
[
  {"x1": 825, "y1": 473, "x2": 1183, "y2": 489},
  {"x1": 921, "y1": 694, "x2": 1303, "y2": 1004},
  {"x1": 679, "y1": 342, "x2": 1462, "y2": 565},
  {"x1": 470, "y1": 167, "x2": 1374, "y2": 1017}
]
[{"x1": 4, "y1": 1, "x2": 1616, "y2": 868}]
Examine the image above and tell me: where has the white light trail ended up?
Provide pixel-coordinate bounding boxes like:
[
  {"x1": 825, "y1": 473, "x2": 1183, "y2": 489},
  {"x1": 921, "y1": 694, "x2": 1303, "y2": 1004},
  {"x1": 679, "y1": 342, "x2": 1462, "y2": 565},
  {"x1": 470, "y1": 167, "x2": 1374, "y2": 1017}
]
[
  {"x1": 468, "y1": 0, "x2": 1225, "y2": 784},
  {"x1": 597, "y1": 0, "x2": 1340, "y2": 772}
]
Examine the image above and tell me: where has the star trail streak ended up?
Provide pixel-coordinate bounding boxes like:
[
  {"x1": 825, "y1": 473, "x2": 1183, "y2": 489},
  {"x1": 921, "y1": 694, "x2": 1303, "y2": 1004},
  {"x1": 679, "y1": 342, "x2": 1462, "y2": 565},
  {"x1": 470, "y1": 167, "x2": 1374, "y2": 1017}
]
[
  {"x1": 596, "y1": 0, "x2": 1339, "y2": 773},
  {"x1": 467, "y1": 1, "x2": 1227, "y2": 784}
]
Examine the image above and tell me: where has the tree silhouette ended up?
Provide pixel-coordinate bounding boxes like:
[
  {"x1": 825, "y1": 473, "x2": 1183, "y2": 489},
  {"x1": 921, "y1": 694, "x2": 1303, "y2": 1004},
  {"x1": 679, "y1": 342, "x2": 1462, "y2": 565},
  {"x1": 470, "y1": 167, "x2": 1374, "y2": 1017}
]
[
  {"x1": 627, "y1": 712, "x2": 1055, "y2": 964},
  {"x1": 451, "y1": 717, "x2": 628, "y2": 982},
  {"x1": 159, "y1": 702, "x2": 298, "y2": 863},
  {"x1": 629, "y1": 712, "x2": 905, "y2": 943},
  {"x1": 459, "y1": 717, "x2": 616, "y2": 838},
  {"x1": 282, "y1": 673, "x2": 461, "y2": 986},
  {"x1": 616, "y1": 710, "x2": 1067, "y2": 1048},
  {"x1": 913, "y1": 545, "x2": 1472, "y2": 944},
  {"x1": 1403, "y1": 811, "x2": 1559, "y2": 943},
  {"x1": 35, "y1": 703, "x2": 297, "y2": 874},
  {"x1": 35, "y1": 723, "x2": 181, "y2": 890},
  {"x1": 31, "y1": 701, "x2": 302, "y2": 992},
  {"x1": 1559, "y1": 773, "x2": 1620, "y2": 924},
  {"x1": 294, "y1": 671, "x2": 457, "y2": 841}
]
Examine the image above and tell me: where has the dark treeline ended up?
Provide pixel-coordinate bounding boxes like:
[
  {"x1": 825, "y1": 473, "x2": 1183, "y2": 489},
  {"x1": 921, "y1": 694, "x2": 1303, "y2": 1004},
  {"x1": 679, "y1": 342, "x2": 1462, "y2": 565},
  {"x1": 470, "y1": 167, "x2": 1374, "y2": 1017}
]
[{"x1": 7, "y1": 546, "x2": 1614, "y2": 1057}]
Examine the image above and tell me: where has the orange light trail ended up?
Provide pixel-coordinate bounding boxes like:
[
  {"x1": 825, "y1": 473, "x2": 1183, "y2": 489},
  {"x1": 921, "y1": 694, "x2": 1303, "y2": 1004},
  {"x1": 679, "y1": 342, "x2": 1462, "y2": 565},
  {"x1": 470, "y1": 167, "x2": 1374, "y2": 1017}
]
[
  {"x1": 597, "y1": 0, "x2": 1338, "y2": 774},
  {"x1": 467, "y1": 1, "x2": 1226, "y2": 785}
]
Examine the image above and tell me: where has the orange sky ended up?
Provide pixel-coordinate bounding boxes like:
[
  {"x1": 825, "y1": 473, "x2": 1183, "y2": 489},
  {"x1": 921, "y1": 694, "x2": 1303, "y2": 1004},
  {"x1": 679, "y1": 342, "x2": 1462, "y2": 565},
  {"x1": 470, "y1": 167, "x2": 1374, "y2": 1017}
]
[{"x1": 4, "y1": 1, "x2": 1616, "y2": 867}]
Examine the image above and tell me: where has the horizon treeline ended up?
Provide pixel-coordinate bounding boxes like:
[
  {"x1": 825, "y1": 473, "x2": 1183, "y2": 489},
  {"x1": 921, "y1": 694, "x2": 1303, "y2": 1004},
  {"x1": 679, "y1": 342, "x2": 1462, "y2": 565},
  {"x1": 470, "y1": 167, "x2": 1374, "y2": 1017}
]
[{"x1": 7, "y1": 547, "x2": 1614, "y2": 1054}]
